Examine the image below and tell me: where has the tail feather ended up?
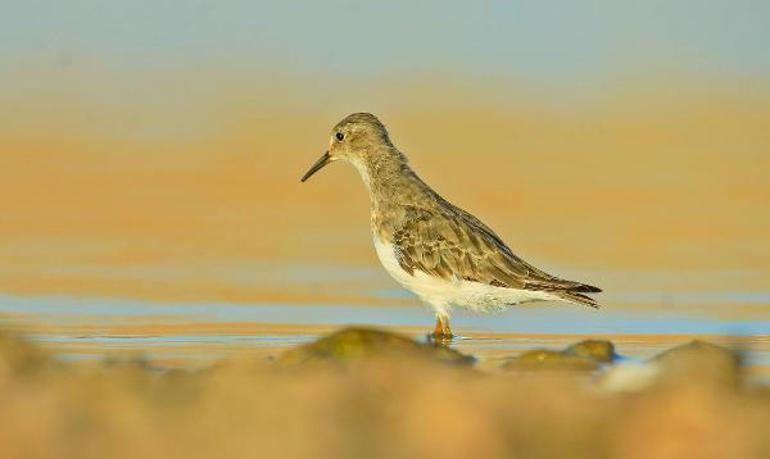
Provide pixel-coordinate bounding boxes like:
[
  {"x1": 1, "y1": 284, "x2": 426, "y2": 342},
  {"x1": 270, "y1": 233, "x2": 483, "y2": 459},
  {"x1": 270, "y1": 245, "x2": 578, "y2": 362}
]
[
  {"x1": 555, "y1": 290, "x2": 600, "y2": 309},
  {"x1": 526, "y1": 280, "x2": 602, "y2": 294},
  {"x1": 523, "y1": 279, "x2": 602, "y2": 309},
  {"x1": 569, "y1": 283, "x2": 602, "y2": 293}
]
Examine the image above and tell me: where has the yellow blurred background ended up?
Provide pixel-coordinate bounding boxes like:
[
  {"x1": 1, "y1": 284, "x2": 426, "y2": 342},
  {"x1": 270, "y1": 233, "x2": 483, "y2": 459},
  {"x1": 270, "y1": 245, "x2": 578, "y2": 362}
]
[
  {"x1": 1, "y1": 2, "x2": 769, "y2": 308},
  {"x1": 2, "y1": 71, "x2": 769, "y2": 304}
]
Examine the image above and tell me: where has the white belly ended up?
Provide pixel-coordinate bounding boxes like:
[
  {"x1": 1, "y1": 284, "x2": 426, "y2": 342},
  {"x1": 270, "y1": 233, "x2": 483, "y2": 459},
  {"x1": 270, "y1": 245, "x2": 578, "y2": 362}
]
[{"x1": 372, "y1": 238, "x2": 557, "y2": 315}]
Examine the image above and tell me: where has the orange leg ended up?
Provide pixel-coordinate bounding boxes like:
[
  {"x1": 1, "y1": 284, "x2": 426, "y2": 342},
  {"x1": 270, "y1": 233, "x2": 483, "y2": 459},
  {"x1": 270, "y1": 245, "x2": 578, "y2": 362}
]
[{"x1": 432, "y1": 314, "x2": 453, "y2": 340}]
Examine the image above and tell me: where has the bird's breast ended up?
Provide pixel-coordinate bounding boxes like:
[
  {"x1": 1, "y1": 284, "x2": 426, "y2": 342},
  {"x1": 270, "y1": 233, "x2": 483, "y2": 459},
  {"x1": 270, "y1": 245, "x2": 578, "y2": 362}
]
[
  {"x1": 371, "y1": 236, "x2": 455, "y2": 305},
  {"x1": 372, "y1": 237, "x2": 412, "y2": 287}
]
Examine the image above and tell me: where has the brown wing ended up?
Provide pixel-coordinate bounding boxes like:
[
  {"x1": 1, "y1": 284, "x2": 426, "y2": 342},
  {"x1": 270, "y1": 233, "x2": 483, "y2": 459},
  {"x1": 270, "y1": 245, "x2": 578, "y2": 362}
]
[{"x1": 391, "y1": 202, "x2": 601, "y2": 301}]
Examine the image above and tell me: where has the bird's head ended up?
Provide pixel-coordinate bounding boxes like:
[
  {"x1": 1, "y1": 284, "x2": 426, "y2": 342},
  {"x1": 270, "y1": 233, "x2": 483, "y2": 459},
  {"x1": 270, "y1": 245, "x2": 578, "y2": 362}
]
[{"x1": 301, "y1": 113, "x2": 394, "y2": 182}]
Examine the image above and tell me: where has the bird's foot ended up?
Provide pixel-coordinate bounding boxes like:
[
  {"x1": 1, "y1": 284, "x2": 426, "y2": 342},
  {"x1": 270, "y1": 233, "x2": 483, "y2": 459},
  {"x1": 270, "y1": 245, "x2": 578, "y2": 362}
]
[
  {"x1": 430, "y1": 316, "x2": 454, "y2": 344},
  {"x1": 429, "y1": 331, "x2": 454, "y2": 345}
]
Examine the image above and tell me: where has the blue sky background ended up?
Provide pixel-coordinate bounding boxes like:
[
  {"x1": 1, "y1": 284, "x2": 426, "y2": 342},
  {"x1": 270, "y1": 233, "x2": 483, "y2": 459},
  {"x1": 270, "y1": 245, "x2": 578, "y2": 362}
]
[{"x1": 3, "y1": 1, "x2": 769, "y2": 89}]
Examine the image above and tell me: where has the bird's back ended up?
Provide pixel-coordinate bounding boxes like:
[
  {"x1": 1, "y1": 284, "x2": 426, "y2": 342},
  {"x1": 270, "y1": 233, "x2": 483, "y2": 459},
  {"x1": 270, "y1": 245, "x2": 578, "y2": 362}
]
[{"x1": 369, "y1": 162, "x2": 601, "y2": 309}]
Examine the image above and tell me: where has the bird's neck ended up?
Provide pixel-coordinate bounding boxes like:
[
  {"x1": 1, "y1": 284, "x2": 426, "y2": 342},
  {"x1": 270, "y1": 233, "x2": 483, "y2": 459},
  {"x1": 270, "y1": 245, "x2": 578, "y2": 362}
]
[{"x1": 349, "y1": 146, "x2": 434, "y2": 217}]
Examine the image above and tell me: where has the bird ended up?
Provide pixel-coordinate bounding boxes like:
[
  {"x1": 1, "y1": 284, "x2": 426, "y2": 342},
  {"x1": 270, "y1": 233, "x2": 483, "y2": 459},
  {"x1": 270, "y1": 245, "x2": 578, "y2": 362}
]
[{"x1": 301, "y1": 113, "x2": 601, "y2": 339}]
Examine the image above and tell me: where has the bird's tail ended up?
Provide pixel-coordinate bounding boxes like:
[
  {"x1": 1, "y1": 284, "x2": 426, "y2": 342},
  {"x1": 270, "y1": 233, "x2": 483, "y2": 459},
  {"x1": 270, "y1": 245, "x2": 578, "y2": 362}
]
[
  {"x1": 555, "y1": 289, "x2": 601, "y2": 309},
  {"x1": 525, "y1": 279, "x2": 601, "y2": 309}
]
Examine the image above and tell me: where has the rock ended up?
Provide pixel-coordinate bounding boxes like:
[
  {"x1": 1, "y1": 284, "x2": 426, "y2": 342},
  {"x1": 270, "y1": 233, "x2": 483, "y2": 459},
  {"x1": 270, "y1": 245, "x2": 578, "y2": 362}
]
[
  {"x1": 598, "y1": 362, "x2": 665, "y2": 393},
  {"x1": 278, "y1": 327, "x2": 474, "y2": 366},
  {"x1": 0, "y1": 330, "x2": 56, "y2": 378},
  {"x1": 599, "y1": 340, "x2": 742, "y2": 392},
  {"x1": 652, "y1": 340, "x2": 742, "y2": 386},
  {"x1": 565, "y1": 340, "x2": 616, "y2": 363},
  {"x1": 503, "y1": 340, "x2": 616, "y2": 372},
  {"x1": 505, "y1": 349, "x2": 601, "y2": 371}
]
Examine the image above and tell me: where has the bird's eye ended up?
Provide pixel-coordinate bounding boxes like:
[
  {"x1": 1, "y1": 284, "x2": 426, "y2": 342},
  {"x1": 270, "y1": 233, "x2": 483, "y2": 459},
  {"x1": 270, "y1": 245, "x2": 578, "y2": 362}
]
[{"x1": 335, "y1": 132, "x2": 344, "y2": 141}]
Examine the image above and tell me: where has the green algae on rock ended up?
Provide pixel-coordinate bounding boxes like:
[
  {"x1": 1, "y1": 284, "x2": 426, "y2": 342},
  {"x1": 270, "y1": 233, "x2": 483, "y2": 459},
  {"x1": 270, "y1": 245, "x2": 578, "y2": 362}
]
[
  {"x1": 565, "y1": 340, "x2": 616, "y2": 363},
  {"x1": 503, "y1": 339, "x2": 616, "y2": 372},
  {"x1": 278, "y1": 327, "x2": 474, "y2": 366}
]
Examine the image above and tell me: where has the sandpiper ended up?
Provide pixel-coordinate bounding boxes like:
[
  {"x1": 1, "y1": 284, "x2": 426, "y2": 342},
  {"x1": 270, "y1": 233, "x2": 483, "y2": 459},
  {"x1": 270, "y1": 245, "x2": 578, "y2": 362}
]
[{"x1": 301, "y1": 113, "x2": 601, "y2": 339}]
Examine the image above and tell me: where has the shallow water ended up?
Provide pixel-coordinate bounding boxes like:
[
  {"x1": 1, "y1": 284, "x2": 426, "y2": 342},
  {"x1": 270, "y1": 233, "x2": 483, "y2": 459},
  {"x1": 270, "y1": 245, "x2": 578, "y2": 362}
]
[{"x1": 0, "y1": 287, "x2": 767, "y2": 380}]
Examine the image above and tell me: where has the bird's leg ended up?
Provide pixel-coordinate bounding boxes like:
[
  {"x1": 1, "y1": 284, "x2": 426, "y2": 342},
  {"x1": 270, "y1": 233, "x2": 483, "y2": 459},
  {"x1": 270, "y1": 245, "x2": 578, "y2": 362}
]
[{"x1": 432, "y1": 314, "x2": 453, "y2": 340}]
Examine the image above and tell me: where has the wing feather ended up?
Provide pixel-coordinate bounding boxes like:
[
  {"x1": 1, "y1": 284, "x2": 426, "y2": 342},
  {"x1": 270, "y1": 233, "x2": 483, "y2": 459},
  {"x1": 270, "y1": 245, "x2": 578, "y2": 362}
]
[{"x1": 390, "y1": 202, "x2": 601, "y2": 300}]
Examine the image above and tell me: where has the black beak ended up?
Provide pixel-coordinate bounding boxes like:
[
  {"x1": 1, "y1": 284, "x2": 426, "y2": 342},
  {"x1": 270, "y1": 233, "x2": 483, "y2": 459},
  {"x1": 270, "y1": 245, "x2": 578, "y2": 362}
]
[{"x1": 300, "y1": 151, "x2": 331, "y2": 182}]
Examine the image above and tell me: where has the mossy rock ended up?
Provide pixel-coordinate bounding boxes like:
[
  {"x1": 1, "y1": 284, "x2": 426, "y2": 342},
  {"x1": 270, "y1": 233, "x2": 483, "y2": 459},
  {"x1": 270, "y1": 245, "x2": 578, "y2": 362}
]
[
  {"x1": 565, "y1": 340, "x2": 616, "y2": 363},
  {"x1": 503, "y1": 339, "x2": 616, "y2": 372},
  {"x1": 279, "y1": 327, "x2": 474, "y2": 366}
]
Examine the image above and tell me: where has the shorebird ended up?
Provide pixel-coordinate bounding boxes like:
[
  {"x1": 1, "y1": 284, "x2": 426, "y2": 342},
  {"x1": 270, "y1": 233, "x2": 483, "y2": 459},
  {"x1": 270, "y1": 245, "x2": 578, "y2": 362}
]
[{"x1": 301, "y1": 113, "x2": 601, "y2": 339}]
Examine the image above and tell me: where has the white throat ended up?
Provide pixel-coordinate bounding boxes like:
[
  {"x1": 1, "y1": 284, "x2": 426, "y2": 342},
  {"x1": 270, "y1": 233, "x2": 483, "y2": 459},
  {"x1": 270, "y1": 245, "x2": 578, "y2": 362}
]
[{"x1": 347, "y1": 157, "x2": 373, "y2": 193}]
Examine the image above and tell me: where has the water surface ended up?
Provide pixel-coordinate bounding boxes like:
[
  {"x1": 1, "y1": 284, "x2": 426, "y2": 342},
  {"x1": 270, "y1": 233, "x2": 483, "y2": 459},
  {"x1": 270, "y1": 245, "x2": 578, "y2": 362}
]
[{"x1": 1, "y1": 288, "x2": 767, "y2": 379}]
